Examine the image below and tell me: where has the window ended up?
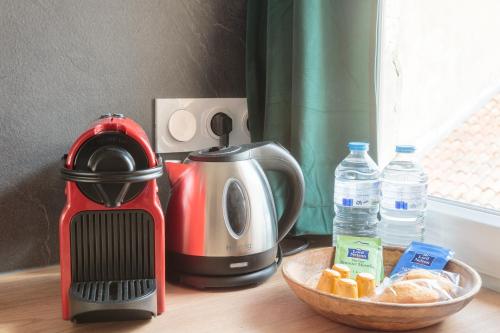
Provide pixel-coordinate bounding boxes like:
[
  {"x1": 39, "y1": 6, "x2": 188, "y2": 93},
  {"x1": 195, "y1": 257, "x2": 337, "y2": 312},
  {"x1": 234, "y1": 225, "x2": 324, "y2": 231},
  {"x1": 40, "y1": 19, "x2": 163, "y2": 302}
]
[
  {"x1": 421, "y1": 99, "x2": 500, "y2": 211},
  {"x1": 377, "y1": 0, "x2": 500, "y2": 289}
]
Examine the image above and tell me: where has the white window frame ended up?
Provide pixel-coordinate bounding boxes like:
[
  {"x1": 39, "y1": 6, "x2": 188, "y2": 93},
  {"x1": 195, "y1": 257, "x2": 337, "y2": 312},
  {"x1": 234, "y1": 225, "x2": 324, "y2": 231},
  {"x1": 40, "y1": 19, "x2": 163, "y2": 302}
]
[{"x1": 425, "y1": 197, "x2": 500, "y2": 291}]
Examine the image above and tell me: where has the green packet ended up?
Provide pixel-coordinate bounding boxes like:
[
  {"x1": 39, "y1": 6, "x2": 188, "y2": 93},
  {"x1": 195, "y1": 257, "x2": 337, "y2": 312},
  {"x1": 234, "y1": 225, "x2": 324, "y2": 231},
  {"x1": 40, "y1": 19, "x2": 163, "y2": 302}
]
[{"x1": 334, "y1": 235, "x2": 384, "y2": 284}]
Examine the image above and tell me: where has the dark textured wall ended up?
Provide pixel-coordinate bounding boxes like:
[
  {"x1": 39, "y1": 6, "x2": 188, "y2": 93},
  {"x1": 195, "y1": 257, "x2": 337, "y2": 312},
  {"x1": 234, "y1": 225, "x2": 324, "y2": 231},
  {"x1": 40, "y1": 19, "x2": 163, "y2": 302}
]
[{"x1": 0, "y1": 0, "x2": 246, "y2": 272}]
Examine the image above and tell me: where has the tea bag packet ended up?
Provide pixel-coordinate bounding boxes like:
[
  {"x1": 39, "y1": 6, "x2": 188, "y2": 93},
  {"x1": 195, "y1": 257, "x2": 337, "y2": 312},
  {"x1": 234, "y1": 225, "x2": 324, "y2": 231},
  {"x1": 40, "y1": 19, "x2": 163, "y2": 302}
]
[
  {"x1": 390, "y1": 241, "x2": 454, "y2": 277},
  {"x1": 334, "y1": 235, "x2": 384, "y2": 284}
]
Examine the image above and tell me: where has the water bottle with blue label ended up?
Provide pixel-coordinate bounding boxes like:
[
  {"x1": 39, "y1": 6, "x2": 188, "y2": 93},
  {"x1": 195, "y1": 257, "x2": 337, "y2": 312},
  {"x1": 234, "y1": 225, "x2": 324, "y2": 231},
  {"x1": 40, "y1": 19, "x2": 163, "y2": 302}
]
[
  {"x1": 379, "y1": 145, "x2": 428, "y2": 246},
  {"x1": 333, "y1": 142, "x2": 380, "y2": 243}
]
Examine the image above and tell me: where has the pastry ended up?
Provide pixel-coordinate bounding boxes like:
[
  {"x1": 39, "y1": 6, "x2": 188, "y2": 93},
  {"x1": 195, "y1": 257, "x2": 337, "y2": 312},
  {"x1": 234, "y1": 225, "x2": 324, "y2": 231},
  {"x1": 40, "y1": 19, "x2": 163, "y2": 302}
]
[
  {"x1": 400, "y1": 269, "x2": 436, "y2": 280},
  {"x1": 400, "y1": 269, "x2": 457, "y2": 294},
  {"x1": 376, "y1": 280, "x2": 440, "y2": 304}
]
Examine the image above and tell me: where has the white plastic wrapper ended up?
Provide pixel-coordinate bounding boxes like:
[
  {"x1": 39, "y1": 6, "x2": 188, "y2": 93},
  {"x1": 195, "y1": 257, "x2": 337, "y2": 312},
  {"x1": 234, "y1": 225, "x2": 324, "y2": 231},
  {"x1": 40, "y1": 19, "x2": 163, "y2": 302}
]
[{"x1": 371, "y1": 269, "x2": 462, "y2": 304}]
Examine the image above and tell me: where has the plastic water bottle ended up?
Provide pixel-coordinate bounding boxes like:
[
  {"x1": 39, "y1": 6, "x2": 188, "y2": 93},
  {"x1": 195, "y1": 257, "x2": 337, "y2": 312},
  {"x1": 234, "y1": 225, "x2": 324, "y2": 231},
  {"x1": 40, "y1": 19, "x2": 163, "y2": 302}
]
[
  {"x1": 333, "y1": 142, "x2": 380, "y2": 243},
  {"x1": 379, "y1": 145, "x2": 428, "y2": 246}
]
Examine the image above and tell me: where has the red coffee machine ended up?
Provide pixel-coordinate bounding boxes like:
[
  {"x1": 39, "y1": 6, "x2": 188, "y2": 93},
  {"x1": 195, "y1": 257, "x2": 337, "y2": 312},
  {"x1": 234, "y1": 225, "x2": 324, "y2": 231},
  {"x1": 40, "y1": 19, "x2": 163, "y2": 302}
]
[{"x1": 59, "y1": 114, "x2": 165, "y2": 322}]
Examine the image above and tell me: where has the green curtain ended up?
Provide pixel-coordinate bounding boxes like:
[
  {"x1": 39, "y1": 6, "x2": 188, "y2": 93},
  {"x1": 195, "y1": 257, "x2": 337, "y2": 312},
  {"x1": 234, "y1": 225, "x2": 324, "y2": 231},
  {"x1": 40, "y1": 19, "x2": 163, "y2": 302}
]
[{"x1": 246, "y1": 0, "x2": 379, "y2": 235}]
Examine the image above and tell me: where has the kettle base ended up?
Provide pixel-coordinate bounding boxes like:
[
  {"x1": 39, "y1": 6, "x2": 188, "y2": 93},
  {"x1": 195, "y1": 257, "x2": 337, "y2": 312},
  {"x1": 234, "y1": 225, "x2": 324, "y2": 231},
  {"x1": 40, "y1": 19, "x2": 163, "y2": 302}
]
[{"x1": 170, "y1": 263, "x2": 277, "y2": 289}]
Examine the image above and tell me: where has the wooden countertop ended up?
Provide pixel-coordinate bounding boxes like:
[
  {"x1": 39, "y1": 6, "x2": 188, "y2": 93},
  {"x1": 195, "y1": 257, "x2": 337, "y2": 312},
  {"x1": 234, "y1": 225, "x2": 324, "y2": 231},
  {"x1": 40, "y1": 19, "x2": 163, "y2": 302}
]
[{"x1": 1, "y1": 264, "x2": 499, "y2": 333}]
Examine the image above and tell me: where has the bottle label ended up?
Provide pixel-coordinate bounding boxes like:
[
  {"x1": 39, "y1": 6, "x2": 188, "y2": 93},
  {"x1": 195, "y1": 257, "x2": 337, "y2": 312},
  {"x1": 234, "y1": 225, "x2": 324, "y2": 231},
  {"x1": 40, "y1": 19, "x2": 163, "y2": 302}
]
[
  {"x1": 381, "y1": 182, "x2": 427, "y2": 211},
  {"x1": 334, "y1": 180, "x2": 380, "y2": 208}
]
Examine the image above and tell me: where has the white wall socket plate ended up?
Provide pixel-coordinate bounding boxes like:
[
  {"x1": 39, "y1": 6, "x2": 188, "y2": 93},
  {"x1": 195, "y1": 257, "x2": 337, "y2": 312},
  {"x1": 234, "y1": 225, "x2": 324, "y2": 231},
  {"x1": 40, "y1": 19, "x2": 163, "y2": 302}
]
[{"x1": 155, "y1": 98, "x2": 251, "y2": 153}]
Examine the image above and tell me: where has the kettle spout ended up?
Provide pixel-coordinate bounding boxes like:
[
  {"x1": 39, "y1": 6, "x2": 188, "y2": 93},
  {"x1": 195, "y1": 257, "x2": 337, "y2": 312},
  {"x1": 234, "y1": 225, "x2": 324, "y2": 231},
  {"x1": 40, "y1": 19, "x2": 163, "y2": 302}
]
[{"x1": 164, "y1": 161, "x2": 190, "y2": 184}]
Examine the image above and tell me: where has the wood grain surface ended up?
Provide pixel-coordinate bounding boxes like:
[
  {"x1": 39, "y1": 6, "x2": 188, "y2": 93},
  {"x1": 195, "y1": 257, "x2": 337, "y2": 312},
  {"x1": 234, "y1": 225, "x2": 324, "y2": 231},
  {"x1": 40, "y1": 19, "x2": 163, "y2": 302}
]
[{"x1": 0, "y1": 263, "x2": 499, "y2": 333}]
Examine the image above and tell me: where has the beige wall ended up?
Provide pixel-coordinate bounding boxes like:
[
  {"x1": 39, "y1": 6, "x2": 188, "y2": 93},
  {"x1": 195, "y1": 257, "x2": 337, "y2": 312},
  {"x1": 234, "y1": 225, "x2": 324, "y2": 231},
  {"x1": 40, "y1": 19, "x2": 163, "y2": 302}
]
[{"x1": 377, "y1": 0, "x2": 500, "y2": 166}]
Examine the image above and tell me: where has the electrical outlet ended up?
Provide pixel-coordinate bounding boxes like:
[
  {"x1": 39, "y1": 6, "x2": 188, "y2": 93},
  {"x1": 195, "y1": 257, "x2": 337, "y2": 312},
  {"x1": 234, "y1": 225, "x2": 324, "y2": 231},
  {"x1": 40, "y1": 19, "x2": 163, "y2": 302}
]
[{"x1": 155, "y1": 98, "x2": 251, "y2": 153}]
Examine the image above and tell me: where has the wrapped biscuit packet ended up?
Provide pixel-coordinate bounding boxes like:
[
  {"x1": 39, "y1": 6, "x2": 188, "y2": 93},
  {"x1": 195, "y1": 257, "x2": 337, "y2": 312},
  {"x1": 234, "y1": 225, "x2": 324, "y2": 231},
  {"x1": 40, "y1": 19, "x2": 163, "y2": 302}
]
[
  {"x1": 372, "y1": 269, "x2": 462, "y2": 303},
  {"x1": 334, "y1": 235, "x2": 384, "y2": 284}
]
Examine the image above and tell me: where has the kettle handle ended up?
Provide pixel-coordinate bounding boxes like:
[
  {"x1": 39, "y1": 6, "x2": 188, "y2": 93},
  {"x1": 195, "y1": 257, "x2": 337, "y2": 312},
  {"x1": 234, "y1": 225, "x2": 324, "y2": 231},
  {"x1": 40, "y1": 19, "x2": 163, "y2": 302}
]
[{"x1": 249, "y1": 142, "x2": 305, "y2": 243}]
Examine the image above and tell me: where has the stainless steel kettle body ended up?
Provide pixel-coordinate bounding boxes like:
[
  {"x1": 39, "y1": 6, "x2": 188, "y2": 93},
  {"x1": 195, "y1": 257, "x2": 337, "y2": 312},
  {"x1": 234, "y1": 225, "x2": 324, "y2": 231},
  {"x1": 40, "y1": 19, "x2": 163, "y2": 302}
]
[{"x1": 165, "y1": 142, "x2": 305, "y2": 287}]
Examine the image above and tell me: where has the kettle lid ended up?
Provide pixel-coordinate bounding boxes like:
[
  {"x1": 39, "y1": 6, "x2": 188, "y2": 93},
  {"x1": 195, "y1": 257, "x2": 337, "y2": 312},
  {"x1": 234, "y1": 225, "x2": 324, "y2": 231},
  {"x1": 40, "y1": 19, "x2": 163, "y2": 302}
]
[{"x1": 188, "y1": 145, "x2": 252, "y2": 162}]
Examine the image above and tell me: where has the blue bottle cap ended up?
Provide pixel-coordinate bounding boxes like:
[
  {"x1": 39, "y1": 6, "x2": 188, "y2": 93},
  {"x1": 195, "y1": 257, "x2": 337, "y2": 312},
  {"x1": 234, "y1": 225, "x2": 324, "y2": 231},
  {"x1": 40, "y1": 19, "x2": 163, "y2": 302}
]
[
  {"x1": 396, "y1": 145, "x2": 416, "y2": 153},
  {"x1": 348, "y1": 142, "x2": 369, "y2": 151}
]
